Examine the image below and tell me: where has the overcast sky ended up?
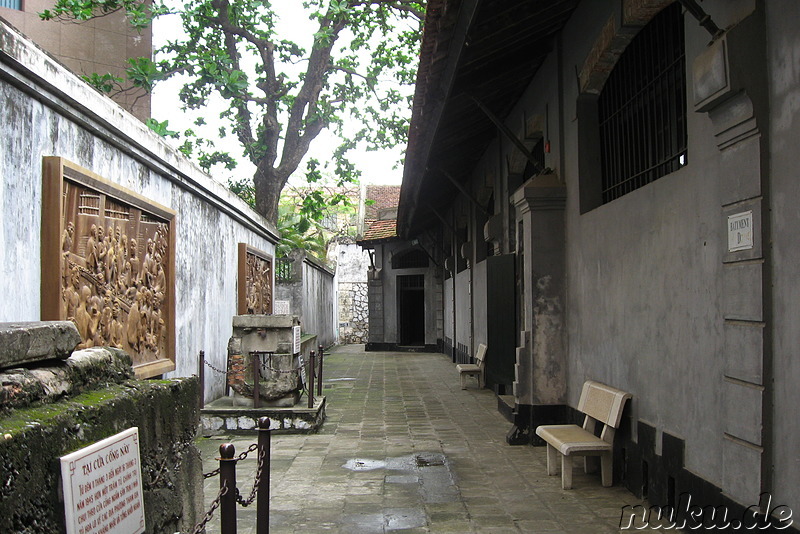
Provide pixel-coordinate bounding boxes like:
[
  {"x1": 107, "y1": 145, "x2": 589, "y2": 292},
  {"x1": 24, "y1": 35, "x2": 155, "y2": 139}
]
[{"x1": 150, "y1": 3, "x2": 409, "y2": 187}]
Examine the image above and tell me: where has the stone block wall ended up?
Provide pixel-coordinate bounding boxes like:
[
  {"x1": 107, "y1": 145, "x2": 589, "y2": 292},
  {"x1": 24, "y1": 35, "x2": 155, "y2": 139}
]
[
  {"x1": 0, "y1": 323, "x2": 202, "y2": 534},
  {"x1": 0, "y1": 377, "x2": 203, "y2": 533},
  {"x1": 338, "y1": 281, "x2": 368, "y2": 344}
]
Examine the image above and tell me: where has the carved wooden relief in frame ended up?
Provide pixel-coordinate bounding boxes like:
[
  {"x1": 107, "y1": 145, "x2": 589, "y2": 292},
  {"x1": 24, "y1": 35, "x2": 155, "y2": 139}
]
[
  {"x1": 41, "y1": 157, "x2": 176, "y2": 378},
  {"x1": 237, "y1": 243, "x2": 273, "y2": 315}
]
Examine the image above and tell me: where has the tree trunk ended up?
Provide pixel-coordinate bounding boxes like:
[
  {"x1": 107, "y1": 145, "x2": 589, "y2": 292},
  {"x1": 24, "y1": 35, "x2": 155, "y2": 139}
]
[{"x1": 253, "y1": 164, "x2": 285, "y2": 226}]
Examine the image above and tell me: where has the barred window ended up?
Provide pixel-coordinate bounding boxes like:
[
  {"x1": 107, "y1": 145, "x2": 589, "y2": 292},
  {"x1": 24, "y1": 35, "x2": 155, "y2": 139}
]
[
  {"x1": 0, "y1": 0, "x2": 21, "y2": 9},
  {"x1": 393, "y1": 248, "x2": 429, "y2": 269},
  {"x1": 598, "y1": 2, "x2": 687, "y2": 204}
]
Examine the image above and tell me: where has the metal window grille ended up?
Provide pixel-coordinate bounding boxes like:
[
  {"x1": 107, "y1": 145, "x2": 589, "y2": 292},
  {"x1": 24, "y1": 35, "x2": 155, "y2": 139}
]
[
  {"x1": 397, "y1": 274, "x2": 424, "y2": 290},
  {"x1": 393, "y1": 249, "x2": 429, "y2": 269},
  {"x1": 0, "y1": 0, "x2": 21, "y2": 9},
  {"x1": 598, "y1": 2, "x2": 687, "y2": 204},
  {"x1": 276, "y1": 257, "x2": 294, "y2": 282}
]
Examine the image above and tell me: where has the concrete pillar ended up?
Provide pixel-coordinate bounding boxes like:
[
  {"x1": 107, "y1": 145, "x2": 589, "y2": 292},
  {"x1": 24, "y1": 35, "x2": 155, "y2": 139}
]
[
  {"x1": 692, "y1": 7, "x2": 771, "y2": 505},
  {"x1": 512, "y1": 175, "x2": 567, "y2": 408}
]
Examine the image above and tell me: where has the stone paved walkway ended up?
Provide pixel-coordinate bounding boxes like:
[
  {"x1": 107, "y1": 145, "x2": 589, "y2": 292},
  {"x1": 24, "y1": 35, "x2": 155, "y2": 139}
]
[{"x1": 197, "y1": 345, "x2": 660, "y2": 533}]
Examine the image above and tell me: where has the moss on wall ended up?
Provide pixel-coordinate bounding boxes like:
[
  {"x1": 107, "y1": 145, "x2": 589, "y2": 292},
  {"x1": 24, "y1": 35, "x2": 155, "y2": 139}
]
[{"x1": 0, "y1": 377, "x2": 202, "y2": 534}]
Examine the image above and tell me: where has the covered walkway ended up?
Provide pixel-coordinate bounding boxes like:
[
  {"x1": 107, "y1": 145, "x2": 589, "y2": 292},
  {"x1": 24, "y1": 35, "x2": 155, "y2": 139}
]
[{"x1": 199, "y1": 345, "x2": 658, "y2": 533}]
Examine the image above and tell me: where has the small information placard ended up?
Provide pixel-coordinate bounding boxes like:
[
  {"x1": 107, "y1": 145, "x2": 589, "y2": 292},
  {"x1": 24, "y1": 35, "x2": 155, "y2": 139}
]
[
  {"x1": 274, "y1": 300, "x2": 290, "y2": 315},
  {"x1": 728, "y1": 211, "x2": 754, "y2": 252},
  {"x1": 292, "y1": 325, "x2": 301, "y2": 355},
  {"x1": 61, "y1": 428, "x2": 145, "y2": 534},
  {"x1": 298, "y1": 353, "x2": 307, "y2": 387}
]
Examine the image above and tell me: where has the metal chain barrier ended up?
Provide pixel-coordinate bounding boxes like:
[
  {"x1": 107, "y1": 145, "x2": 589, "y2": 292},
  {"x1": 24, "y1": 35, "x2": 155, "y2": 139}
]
[
  {"x1": 203, "y1": 357, "x2": 230, "y2": 376},
  {"x1": 203, "y1": 467, "x2": 220, "y2": 479},
  {"x1": 236, "y1": 448, "x2": 265, "y2": 507},
  {"x1": 253, "y1": 351, "x2": 304, "y2": 375},
  {"x1": 236, "y1": 443, "x2": 259, "y2": 461},
  {"x1": 188, "y1": 481, "x2": 228, "y2": 534},
  {"x1": 204, "y1": 354, "x2": 303, "y2": 375},
  {"x1": 184, "y1": 421, "x2": 273, "y2": 533}
]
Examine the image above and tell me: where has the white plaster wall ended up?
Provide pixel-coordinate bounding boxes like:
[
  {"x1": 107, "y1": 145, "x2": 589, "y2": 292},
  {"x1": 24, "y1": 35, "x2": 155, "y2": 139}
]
[
  {"x1": 454, "y1": 269, "x2": 471, "y2": 356},
  {"x1": 0, "y1": 20, "x2": 278, "y2": 402},
  {"x1": 443, "y1": 276, "x2": 454, "y2": 346},
  {"x1": 333, "y1": 242, "x2": 370, "y2": 283},
  {"x1": 301, "y1": 259, "x2": 336, "y2": 348},
  {"x1": 472, "y1": 259, "x2": 488, "y2": 350}
]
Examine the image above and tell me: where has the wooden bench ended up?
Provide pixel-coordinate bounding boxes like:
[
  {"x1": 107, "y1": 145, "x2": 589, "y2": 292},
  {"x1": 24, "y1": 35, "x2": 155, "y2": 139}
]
[
  {"x1": 456, "y1": 343, "x2": 487, "y2": 389},
  {"x1": 535, "y1": 380, "x2": 631, "y2": 489}
]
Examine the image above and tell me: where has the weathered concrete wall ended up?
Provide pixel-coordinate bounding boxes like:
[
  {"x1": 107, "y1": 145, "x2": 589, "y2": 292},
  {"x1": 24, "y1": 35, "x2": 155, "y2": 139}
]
[
  {"x1": 275, "y1": 250, "x2": 336, "y2": 348},
  {"x1": 0, "y1": 20, "x2": 278, "y2": 403},
  {"x1": 454, "y1": 269, "x2": 471, "y2": 357},
  {"x1": 302, "y1": 256, "x2": 336, "y2": 348},
  {"x1": 471, "y1": 259, "x2": 488, "y2": 350},
  {"x1": 766, "y1": 0, "x2": 800, "y2": 514},
  {"x1": 557, "y1": 0, "x2": 776, "y2": 506},
  {"x1": 412, "y1": 0, "x2": 798, "y2": 516}
]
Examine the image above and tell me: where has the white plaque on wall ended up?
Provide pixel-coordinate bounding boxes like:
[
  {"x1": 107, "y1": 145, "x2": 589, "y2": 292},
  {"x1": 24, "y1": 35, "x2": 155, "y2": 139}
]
[
  {"x1": 274, "y1": 300, "x2": 290, "y2": 315},
  {"x1": 292, "y1": 325, "x2": 301, "y2": 354},
  {"x1": 728, "y1": 211, "x2": 754, "y2": 252},
  {"x1": 60, "y1": 427, "x2": 145, "y2": 534},
  {"x1": 298, "y1": 354, "x2": 307, "y2": 386}
]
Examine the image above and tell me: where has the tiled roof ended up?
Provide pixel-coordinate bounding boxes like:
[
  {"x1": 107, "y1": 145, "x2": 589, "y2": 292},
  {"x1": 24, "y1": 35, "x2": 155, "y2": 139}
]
[{"x1": 359, "y1": 219, "x2": 398, "y2": 243}]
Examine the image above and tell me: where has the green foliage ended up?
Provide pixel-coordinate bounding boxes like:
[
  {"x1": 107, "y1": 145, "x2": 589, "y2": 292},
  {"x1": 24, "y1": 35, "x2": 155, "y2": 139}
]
[
  {"x1": 40, "y1": 0, "x2": 169, "y2": 30},
  {"x1": 225, "y1": 171, "x2": 360, "y2": 261},
  {"x1": 276, "y1": 210, "x2": 328, "y2": 259},
  {"x1": 228, "y1": 177, "x2": 257, "y2": 210},
  {"x1": 125, "y1": 57, "x2": 165, "y2": 92},
  {"x1": 146, "y1": 118, "x2": 179, "y2": 137},
  {"x1": 82, "y1": 72, "x2": 124, "y2": 94},
  {"x1": 42, "y1": 0, "x2": 424, "y2": 224}
]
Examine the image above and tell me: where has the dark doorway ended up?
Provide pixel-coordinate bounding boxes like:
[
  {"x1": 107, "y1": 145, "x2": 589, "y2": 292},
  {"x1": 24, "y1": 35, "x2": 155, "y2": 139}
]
[{"x1": 398, "y1": 274, "x2": 425, "y2": 346}]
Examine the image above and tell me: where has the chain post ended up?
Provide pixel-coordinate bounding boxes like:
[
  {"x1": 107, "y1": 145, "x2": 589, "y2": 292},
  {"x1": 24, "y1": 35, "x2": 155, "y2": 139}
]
[
  {"x1": 252, "y1": 352, "x2": 261, "y2": 409},
  {"x1": 218, "y1": 443, "x2": 237, "y2": 534},
  {"x1": 257, "y1": 417, "x2": 271, "y2": 534},
  {"x1": 198, "y1": 350, "x2": 205, "y2": 411},
  {"x1": 308, "y1": 350, "x2": 316, "y2": 408},
  {"x1": 316, "y1": 344, "x2": 324, "y2": 397}
]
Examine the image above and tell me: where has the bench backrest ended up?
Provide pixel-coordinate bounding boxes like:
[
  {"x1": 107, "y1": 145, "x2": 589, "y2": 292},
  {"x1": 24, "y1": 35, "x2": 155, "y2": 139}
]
[
  {"x1": 475, "y1": 343, "x2": 487, "y2": 368},
  {"x1": 577, "y1": 380, "x2": 631, "y2": 429}
]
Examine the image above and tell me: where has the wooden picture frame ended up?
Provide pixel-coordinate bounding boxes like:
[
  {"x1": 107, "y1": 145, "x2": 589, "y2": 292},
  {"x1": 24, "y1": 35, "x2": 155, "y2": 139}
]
[
  {"x1": 237, "y1": 243, "x2": 274, "y2": 315},
  {"x1": 41, "y1": 157, "x2": 176, "y2": 378}
]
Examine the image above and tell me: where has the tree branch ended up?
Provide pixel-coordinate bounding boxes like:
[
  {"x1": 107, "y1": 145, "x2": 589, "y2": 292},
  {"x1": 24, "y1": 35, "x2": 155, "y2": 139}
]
[{"x1": 348, "y1": 0, "x2": 425, "y2": 20}]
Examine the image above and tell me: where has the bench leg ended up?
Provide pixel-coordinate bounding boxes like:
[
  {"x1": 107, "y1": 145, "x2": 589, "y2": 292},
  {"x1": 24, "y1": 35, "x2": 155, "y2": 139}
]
[
  {"x1": 561, "y1": 454, "x2": 573, "y2": 490},
  {"x1": 601, "y1": 451, "x2": 612, "y2": 487},
  {"x1": 460, "y1": 373, "x2": 466, "y2": 389},
  {"x1": 546, "y1": 444, "x2": 558, "y2": 476}
]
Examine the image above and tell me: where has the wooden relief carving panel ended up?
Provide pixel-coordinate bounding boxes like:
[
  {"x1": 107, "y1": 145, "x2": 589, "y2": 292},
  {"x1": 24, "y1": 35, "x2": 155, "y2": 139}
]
[
  {"x1": 42, "y1": 157, "x2": 176, "y2": 378},
  {"x1": 238, "y1": 243, "x2": 273, "y2": 315}
]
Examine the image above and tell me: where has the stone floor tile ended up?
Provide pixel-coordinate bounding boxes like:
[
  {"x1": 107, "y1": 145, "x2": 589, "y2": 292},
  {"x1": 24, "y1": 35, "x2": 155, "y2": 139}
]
[{"x1": 196, "y1": 346, "x2": 663, "y2": 533}]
